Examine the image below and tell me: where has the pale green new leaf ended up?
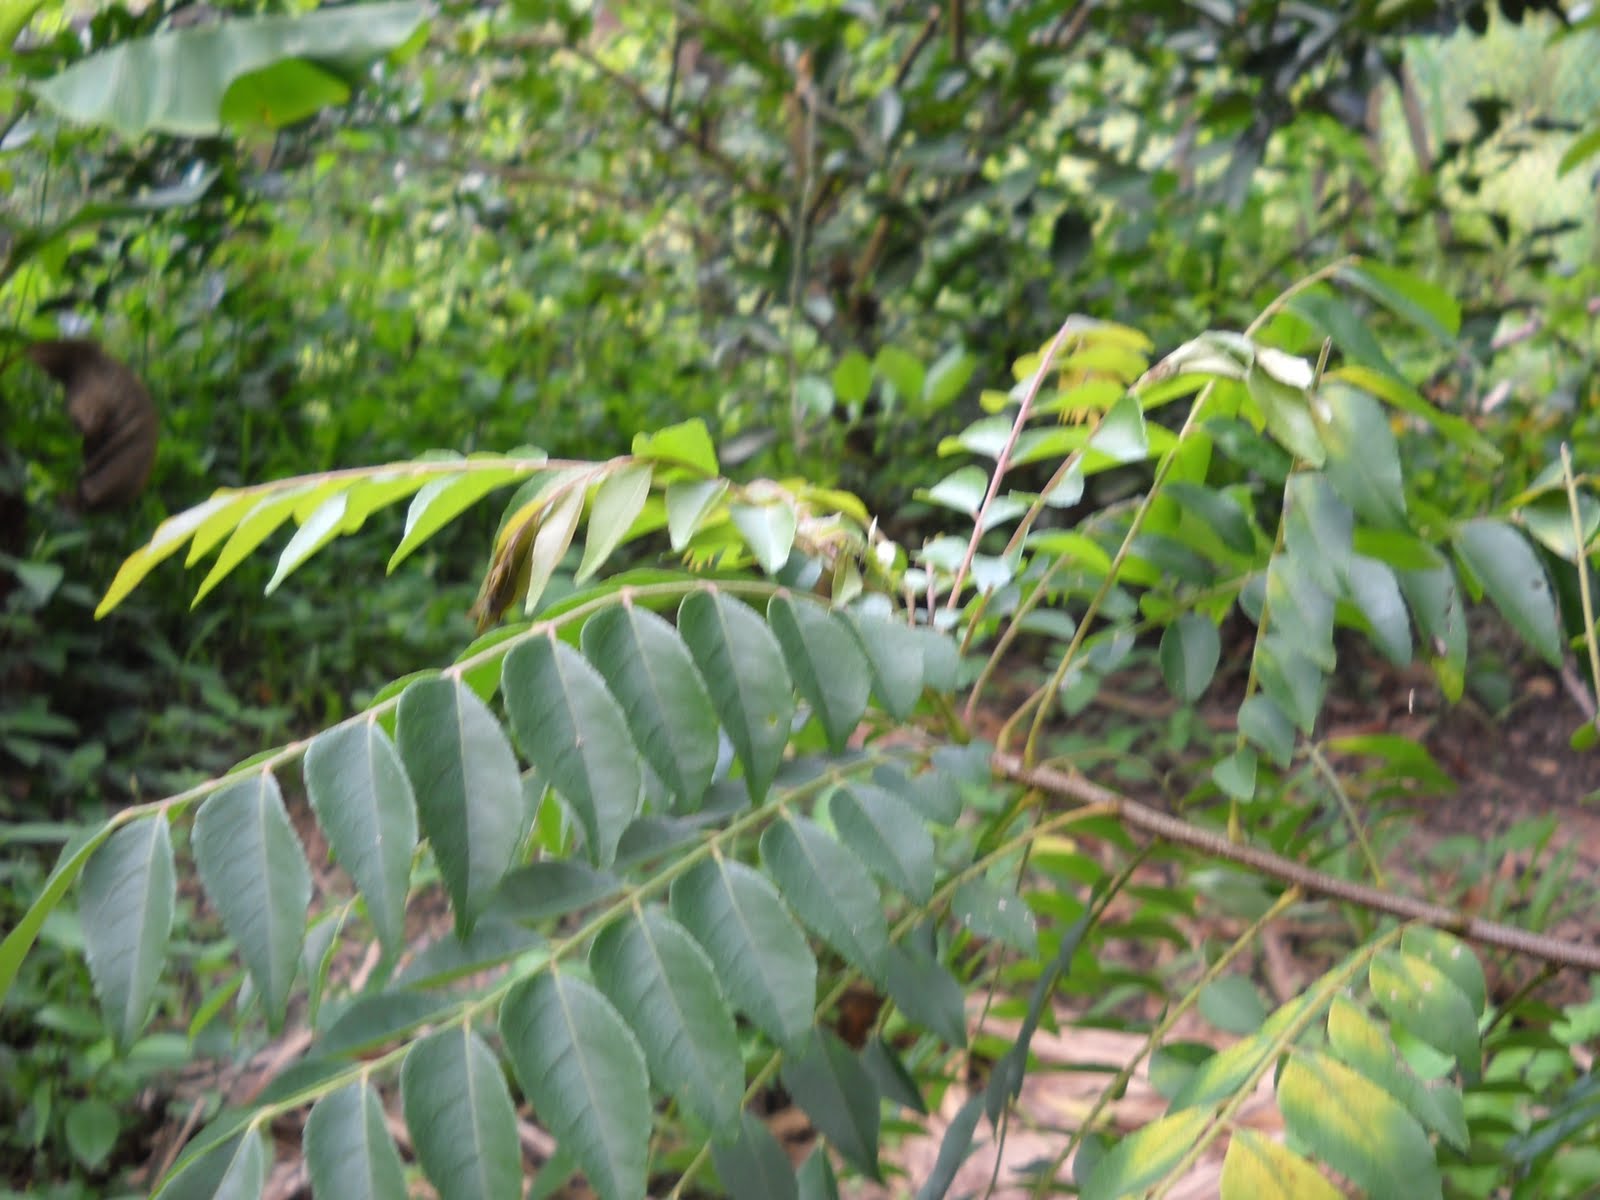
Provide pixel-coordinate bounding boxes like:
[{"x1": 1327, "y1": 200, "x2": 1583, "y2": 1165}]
[
  {"x1": 1159, "y1": 614, "x2": 1220, "y2": 702},
  {"x1": 524, "y1": 484, "x2": 585, "y2": 615},
  {"x1": 304, "y1": 1082, "x2": 408, "y2": 1200},
  {"x1": 665, "y1": 479, "x2": 727, "y2": 550},
  {"x1": 780, "y1": 1029, "x2": 881, "y2": 1179},
  {"x1": 577, "y1": 463, "x2": 653, "y2": 583},
  {"x1": 760, "y1": 815, "x2": 891, "y2": 982},
  {"x1": 768, "y1": 596, "x2": 871, "y2": 753},
  {"x1": 589, "y1": 907, "x2": 743, "y2": 1133},
  {"x1": 192, "y1": 772, "x2": 310, "y2": 1030},
  {"x1": 266, "y1": 489, "x2": 348, "y2": 594},
  {"x1": 502, "y1": 972, "x2": 651, "y2": 1200},
  {"x1": 1454, "y1": 518, "x2": 1562, "y2": 666},
  {"x1": 679, "y1": 591, "x2": 795, "y2": 801},
  {"x1": 193, "y1": 484, "x2": 334, "y2": 606},
  {"x1": 401, "y1": 1028, "x2": 521, "y2": 1200},
  {"x1": 396, "y1": 678, "x2": 527, "y2": 934},
  {"x1": 1278, "y1": 1050, "x2": 1440, "y2": 1200},
  {"x1": 731, "y1": 500, "x2": 798, "y2": 574},
  {"x1": 670, "y1": 858, "x2": 816, "y2": 1051},
  {"x1": 303, "y1": 721, "x2": 418, "y2": 955},
  {"x1": 390, "y1": 465, "x2": 527, "y2": 571},
  {"x1": 1220, "y1": 1129, "x2": 1341, "y2": 1200},
  {"x1": 503, "y1": 637, "x2": 642, "y2": 865},
  {"x1": 80, "y1": 816, "x2": 174, "y2": 1049},
  {"x1": 95, "y1": 492, "x2": 241, "y2": 616},
  {"x1": 831, "y1": 784, "x2": 934, "y2": 902},
  {"x1": 1082, "y1": 1106, "x2": 1211, "y2": 1200},
  {"x1": 1087, "y1": 393, "x2": 1148, "y2": 463},
  {"x1": 581, "y1": 605, "x2": 718, "y2": 808},
  {"x1": 632, "y1": 418, "x2": 719, "y2": 476}
]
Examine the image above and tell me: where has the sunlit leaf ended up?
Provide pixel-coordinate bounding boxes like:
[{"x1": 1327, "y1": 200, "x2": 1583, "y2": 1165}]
[
  {"x1": 577, "y1": 463, "x2": 653, "y2": 583},
  {"x1": 1220, "y1": 1129, "x2": 1341, "y2": 1200}
]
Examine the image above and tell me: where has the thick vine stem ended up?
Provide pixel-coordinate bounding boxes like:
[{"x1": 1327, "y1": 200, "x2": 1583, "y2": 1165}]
[{"x1": 993, "y1": 753, "x2": 1600, "y2": 973}]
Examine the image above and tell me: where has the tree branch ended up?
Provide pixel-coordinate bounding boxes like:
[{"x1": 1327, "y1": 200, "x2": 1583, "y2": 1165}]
[{"x1": 993, "y1": 753, "x2": 1600, "y2": 973}]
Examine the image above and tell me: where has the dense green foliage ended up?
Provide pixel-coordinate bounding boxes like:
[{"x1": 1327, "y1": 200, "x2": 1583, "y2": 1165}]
[{"x1": 2, "y1": 1, "x2": 1599, "y2": 1198}]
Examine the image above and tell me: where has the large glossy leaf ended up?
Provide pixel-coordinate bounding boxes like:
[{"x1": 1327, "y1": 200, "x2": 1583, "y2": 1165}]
[
  {"x1": 760, "y1": 815, "x2": 891, "y2": 982},
  {"x1": 33, "y1": 2, "x2": 428, "y2": 138},
  {"x1": 502, "y1": 972, "x2": 651, "y2": 1200},
  {"x1": 670, "y1": 858, "x2": 816, "y2": 1051},
  {"x1": 831, "y1": 784, "x2": 935, "y2": 903},
  {"x1": 80, "y1": 816, "x2": 174, "y2": 1048},
  {"x1": 303, "y1": 721, "x2": 417, "y2": 955},
  {"x1": 192, "y1": 772, "x2": 311, "y2": 1030},
  {"x1": 502, "y1": 637, "x2": 642, "y2": 865},
  {"x1": 780, "y1": 1029, "x2": 881, "y2": 1179},
  {"x1": 678, "y1": 591, "x2": 795, "y2": 802},
  {"x1": 401, "y1": 1027, "x2": 521, "y2": 1200},
  {"x1": 768, "y1": 596, "x2": 871, "y2": 752},
  {"x1": 589, "y1": 907, "x2": 742, "y2": 1134},
  {"x1": 576, "y1": 463, "x2": 653, "y2": 582},
  {"x1": 304, "y1": 1081, "x2": 408, "y2": 1200},
  {"x1": 1454, "y1": 519, "x2": 1562, "y2": 666},
  {"x1": 581, "y1": 605, "x2": 719, "y2": 808},
  {"x1": 396, "y1": 678, "x2": 527, "y2": 935},
  {"x1": 1279, "y1": 1050, "x2": 1440, "y2": 1200}
]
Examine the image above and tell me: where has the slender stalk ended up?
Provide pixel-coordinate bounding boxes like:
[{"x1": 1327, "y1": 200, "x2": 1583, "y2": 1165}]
[{"x1": 1560, "y1": 441, "x2": 1600, "y2": 724}]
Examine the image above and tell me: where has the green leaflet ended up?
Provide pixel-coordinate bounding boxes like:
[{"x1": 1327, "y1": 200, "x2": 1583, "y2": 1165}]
[
  {"x1": 191, "y1": 773, "x2": 310, "y2": 1030},
  {"x1": 502, "y1": 636, "x2": 643, "y2": 866},
  {"x1": 502, "y1": 972, "x2": 651, "y2": 1200},
  {"x1": 401, "y1": 1028, "x2": 521, "y2": 1200},
  {"x1": 80, "y1": 816, "x2": 174, "y2": 1049},
  {"x1": 397, "y1": 677, "x2": 527, "y2": 933}
]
